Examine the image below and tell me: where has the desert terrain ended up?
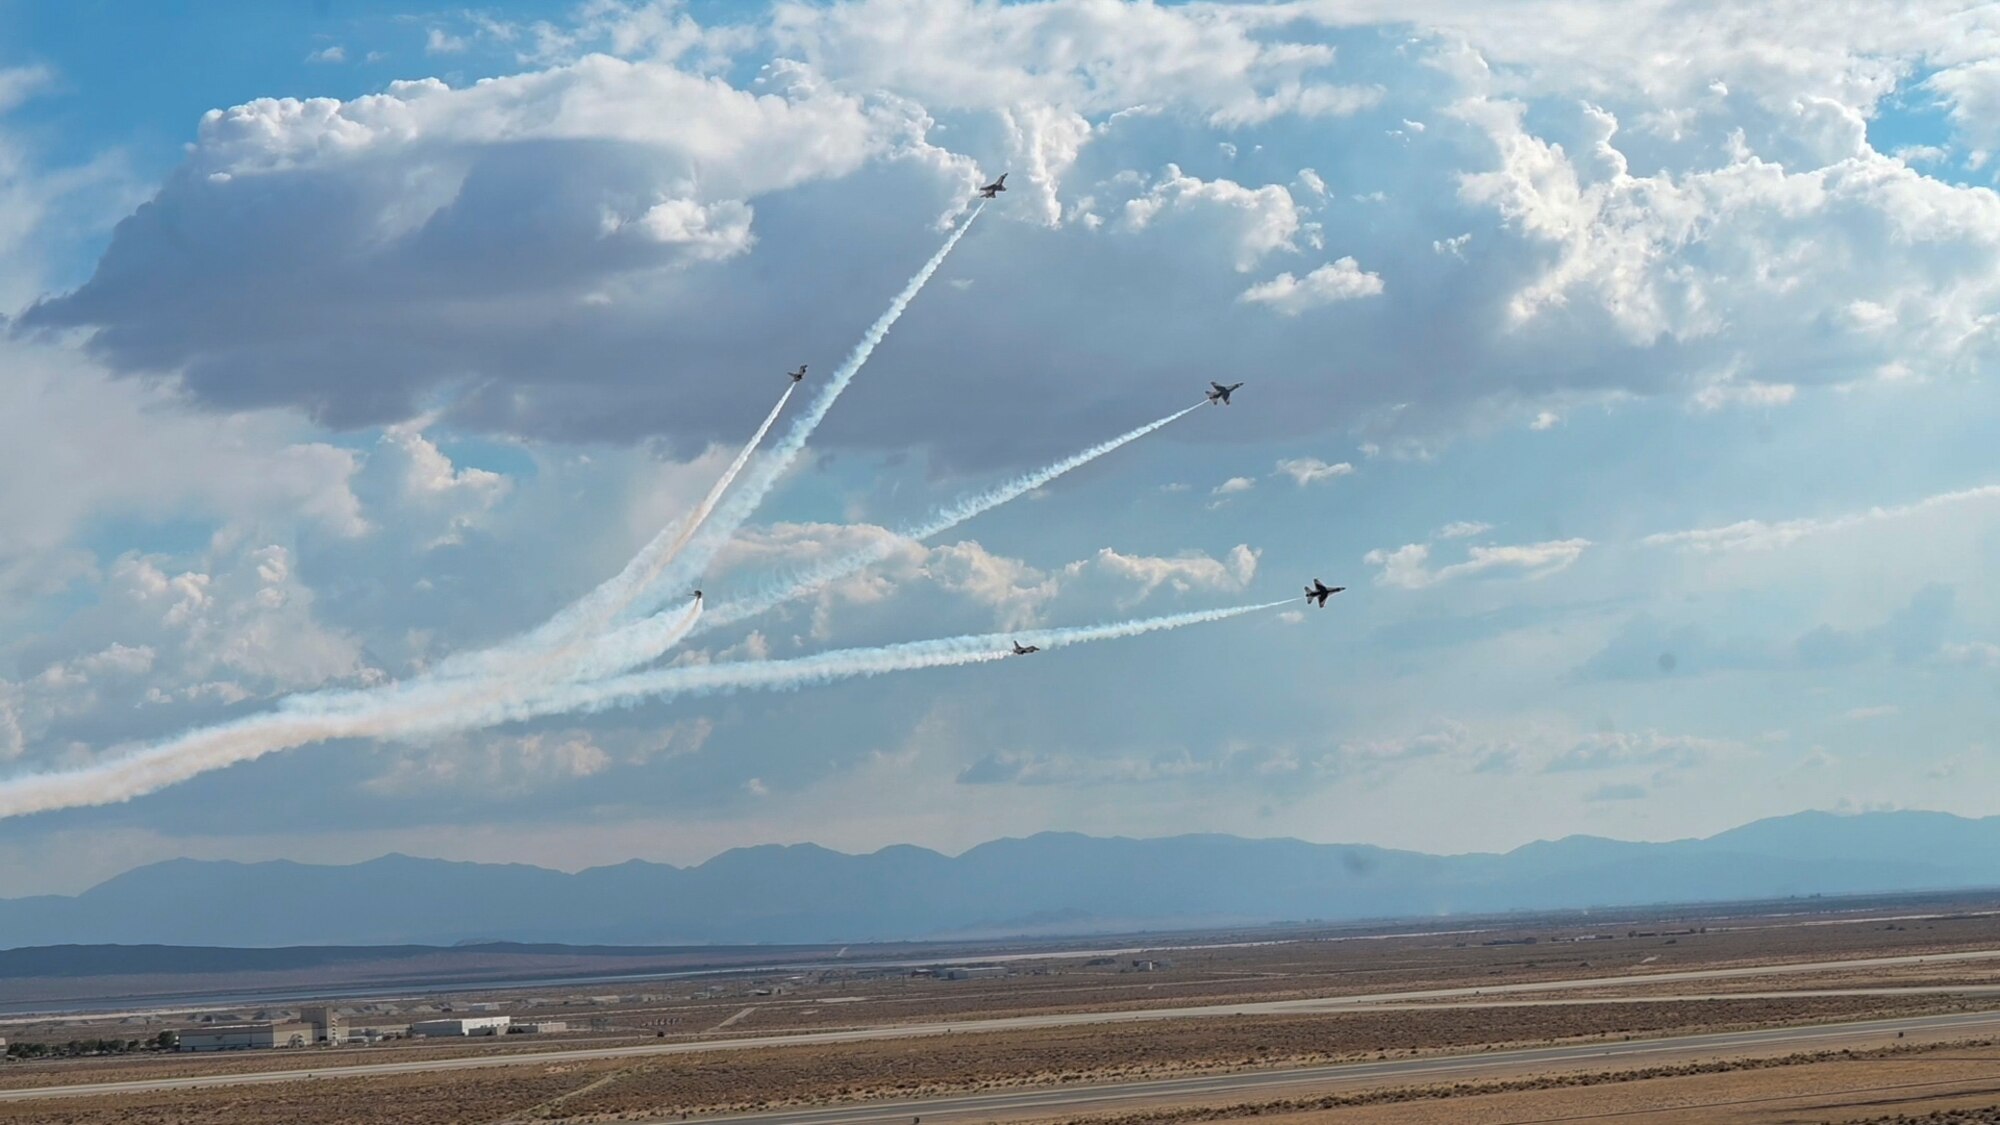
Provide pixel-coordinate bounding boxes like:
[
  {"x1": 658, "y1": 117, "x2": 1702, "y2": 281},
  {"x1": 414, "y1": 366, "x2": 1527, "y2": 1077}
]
[{"x1": 9, "y1": 893, "x2": 2000, "y2": 1122}]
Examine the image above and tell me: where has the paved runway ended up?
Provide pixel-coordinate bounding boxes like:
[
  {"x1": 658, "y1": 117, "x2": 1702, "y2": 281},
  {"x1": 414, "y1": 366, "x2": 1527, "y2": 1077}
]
[{"x1": 668, "y1": 1010, "x2": 2000, "y2": 1125}]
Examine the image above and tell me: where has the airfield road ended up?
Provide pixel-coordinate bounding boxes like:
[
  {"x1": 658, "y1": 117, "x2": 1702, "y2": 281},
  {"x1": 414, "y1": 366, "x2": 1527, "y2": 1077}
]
[{"x1": 644, "y1": 1011, "x2": 2000, "y2": 1125}]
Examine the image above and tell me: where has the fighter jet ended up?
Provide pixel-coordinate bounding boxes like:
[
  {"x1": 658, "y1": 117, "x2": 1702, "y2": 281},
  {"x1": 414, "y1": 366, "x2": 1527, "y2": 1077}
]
[
  {"x1": 787, "y1": 364, "x2": 807, "y2": 383},
  {"x1": 977, "y1": 173, "x2": 1008, "y2": 198},
  {"x1": 691, "y1": 590, "x2": 704, "y2": 602},
  {"x1": 1010, "y1": 640, "x2": 1041, "y2": 655},
  {"x1": 1207, "y1": 381, "x2": 1244, "y2": 405},
  {"x1": 1304, "y1": 579, "x2": 1345, "y2": 607}
]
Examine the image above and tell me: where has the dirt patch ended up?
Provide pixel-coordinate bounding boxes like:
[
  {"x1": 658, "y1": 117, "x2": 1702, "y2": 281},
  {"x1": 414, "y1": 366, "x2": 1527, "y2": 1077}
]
[
  {"x1": 0, "y1": 999, "x2": 1961, "y2": 1124},
  {"x1": 14, "y1": 900, "x2": 2000, "y2": 1121},
  {"x1": 542, "y1": 997, "x2": 1969, "y2": 1118},
  {"x1": 1037, "y1": 1041, "x2": 2000, "y2": 1125}
]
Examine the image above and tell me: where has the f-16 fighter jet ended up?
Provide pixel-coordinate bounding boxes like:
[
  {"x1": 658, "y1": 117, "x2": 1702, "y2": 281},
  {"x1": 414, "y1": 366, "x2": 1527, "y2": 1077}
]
[
  {"x1": 1305, "y1": 579, "x2": 1345, "y2": 607},
  {"x1": 978, "y1": 173, "x2": 1008, "y2": 198},
  {"x1": 1010, "y1": 640, "x2": 1041, "y2": 655},
  {"x1": 1207, "y1": 381, "x2": 1244, "y2": 405},
  {"x1": 788, "y1": 364, "x2": 807, "y2": 382}
]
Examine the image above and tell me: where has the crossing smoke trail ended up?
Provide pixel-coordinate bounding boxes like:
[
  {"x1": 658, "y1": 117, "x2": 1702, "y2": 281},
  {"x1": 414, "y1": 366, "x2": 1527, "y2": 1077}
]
[
  {"x1": 0, "y1": 207, "x2": 1000, "y2": 820},
  {"x1": 429, "y1": 381, "x2": 797, "y2": 684},
  {"x1": 278, "y1": 596, "x2": 705, "y2": 737},
  {"x1": 601, "y1": 382, "x2": 799, "y2": 624},
  {"x1": 0, "y1": 205, "x2": 1270, "y2": 822},
  {"x1": 421, "y1": 202, "x2": 985, "y2": 689},
  {"x1": 0, "y1": 599, "x2": 1280, "y2": 819},
  {"x1": 620, "y1": 202, "x2": 986, "y2": 618},
  {"x1": 568, "y1": 400, "x2": 1209, "y2": 682},
  {"x1": 703, "y1": 401, "x2": 1209, "y2": 634}
]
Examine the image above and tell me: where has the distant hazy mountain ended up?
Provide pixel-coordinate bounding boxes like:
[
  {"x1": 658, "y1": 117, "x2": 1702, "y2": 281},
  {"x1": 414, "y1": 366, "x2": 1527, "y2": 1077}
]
[{"x1": 2, "y1": 809, "x2": 1997, "y2": 949}]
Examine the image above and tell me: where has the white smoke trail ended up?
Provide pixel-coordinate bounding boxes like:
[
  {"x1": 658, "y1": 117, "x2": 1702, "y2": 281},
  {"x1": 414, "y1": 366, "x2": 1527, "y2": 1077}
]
[
  {"x1": 284, "y1": 595, "x2": 706, "y2": 734},
  {"x1": 0, "y1": 599, "x2": 1280, "y2": 819},
  {"x1": 604, "y1": 382, "x2": 798, "y2": 622},
  {"x1": 703, "y1": 401, "x2": 1208, "y2": 633},
  {"x1": 576, "y1": 400, "x2": 1208, "y2": 678},
  {"x1": 423, "y1": 202, "x2": 984, "y2": 691},
  {"x1": 429, "y1": 382, "x2": 797, "y2": 684},
  {"x1": 621, "y1": 202, "x2": 986, "y2": 618},
  {"x1": 515, "y1": 599, "x2": 1289, "y2": 722},
  {"x1": 0, "y1": 207, "x2": 1016, "y2": 820},
  {"x1": 0, "y1": 209, "x2": 997, "y2": 818}
]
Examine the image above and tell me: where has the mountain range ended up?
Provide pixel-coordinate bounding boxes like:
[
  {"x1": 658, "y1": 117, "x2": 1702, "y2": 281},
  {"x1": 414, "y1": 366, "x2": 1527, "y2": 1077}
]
[{"x1": 6, "y1": 809, "x2": 2000, "y2": 948}]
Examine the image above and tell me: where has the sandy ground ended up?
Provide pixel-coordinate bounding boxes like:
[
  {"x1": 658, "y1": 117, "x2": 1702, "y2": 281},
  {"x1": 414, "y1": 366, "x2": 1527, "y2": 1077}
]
[
  {"x1": 1032, "y1": 1045, "x2": 2000, "y2": 1125},
  {"x1": 13, "y1": 902, "x2": 2000, "y2": 1121},
  {"x1": 0, "y1": 1005, "x2": 1988, "y2": 1122}
]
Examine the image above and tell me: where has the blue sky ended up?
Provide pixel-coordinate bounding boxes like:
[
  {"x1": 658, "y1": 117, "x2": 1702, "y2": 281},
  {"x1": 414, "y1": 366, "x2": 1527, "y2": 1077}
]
[{"x1": 2, "y1": 0, "x2": 2000, "y2": 896}]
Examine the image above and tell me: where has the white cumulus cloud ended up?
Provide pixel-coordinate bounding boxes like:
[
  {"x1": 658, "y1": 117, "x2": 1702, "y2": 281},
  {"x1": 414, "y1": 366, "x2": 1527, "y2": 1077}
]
[
  {"x1": 1240, "y1": 257, "x2": 1384, "y2": 313},
  {"x1": 1273, "y1": 457, "x2": 1355, "y2": 486},
  {"x1": 1365, "y1": 537, "x2": 1591, "y2": 589}
]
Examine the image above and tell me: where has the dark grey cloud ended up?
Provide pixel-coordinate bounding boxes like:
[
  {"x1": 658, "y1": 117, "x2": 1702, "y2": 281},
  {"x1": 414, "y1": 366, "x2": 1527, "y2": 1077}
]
[{"x1": 22, "y1": 20, "x2": 1981, "y2": 475}]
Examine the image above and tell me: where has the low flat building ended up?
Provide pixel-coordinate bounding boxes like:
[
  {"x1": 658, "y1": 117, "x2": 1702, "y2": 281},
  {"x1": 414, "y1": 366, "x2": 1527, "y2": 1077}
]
[
  {"x1": 513, "y1": 1021, "x2": 567, "y2": 1034},
  {"x1": 940, "y1": 966, "x2": 1006, "y2": 980},
  {"x1": 410, "y1": 1016, "x2": 511, "y2": 1037},
  {"x1": 176, "y1": 1023, "x2": 313, "y2": 1052},
  {"x1": 345, "y1": 1025, "x2": 406, "y2": 1043}
]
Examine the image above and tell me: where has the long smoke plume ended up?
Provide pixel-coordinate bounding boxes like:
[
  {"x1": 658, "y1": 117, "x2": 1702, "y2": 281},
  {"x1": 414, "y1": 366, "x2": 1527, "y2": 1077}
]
[
  {"x1": 0, "y1": 207, "x2": 1000, "y2": 817},
  {"x1": 0, "y1": 600, "x2": 1280, "y2": 819},
  {"x1": 430, "y1": 382, "x2": 798, "y2": 684},
  {"x1": 702, "y1": 401, "x2": 1209, "y2": 634},
  {"x1": 499, "y1": 600, "x2": 1288, "y2": 721},
  {"x1": 322, "y1": 202, "x2": 984, "y2": 699},
  {"x1": 0, "y1": 201, "x2": 1273, "y2": 824},
  {"x1": 569, "y1": 400, "x2": 1208, "y2": 682},
  {"x1": 619, "y1": 202, "x2": 986, "y2": 618}
]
